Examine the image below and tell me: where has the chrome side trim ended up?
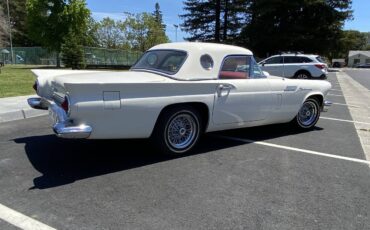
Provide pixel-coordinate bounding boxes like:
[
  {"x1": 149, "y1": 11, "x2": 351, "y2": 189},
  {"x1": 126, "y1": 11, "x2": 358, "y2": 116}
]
[
  {"x1": 27, "y1": 97, "x2": 49, "y2": 110},
  {"x1": 284, "y1": 86, "x2": 298, "y2": 92}
]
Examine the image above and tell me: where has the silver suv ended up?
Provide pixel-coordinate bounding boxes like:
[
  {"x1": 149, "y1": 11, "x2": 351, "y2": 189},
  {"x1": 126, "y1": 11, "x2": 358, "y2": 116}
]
[{"x1": 259, "y1": 54, "x2": 328, "y2": 79}]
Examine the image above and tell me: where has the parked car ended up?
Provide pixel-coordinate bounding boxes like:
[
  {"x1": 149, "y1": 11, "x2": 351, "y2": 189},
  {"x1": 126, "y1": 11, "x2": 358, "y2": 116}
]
[
  {"x1": 259, "y1": 53, "x2": 328, "y2": 79},
  {"x1": 28, "y1": 42, "x2": 332, "y2": 155},
  {"x1": 355, "y1": 63, "x2": 370, "y2": 68}
]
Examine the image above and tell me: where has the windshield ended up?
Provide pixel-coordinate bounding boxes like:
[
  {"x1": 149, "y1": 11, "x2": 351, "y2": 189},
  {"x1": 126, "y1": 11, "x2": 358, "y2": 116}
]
[{"x1": 131, "y1": 50, "x2": 187, "y2": 75}]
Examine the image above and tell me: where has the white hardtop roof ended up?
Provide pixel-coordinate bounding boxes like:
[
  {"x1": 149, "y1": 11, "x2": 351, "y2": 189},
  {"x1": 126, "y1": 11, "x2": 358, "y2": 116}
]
[
  {"x1": 150, "y1": 42, "x2": 253, "y2": 55},
  {"x1": 140, "y1": 42, "x2": 254, "y2": 80},
  {"x1": 348, "y1": 50, "x2": 370, "y2": 58}
]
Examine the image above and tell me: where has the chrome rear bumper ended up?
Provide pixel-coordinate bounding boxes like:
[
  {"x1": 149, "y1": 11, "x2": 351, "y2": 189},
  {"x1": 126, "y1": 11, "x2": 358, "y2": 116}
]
[
  {"x1": 53, "y1": 123, "x2": 92, "y2": 139},
  {"x1": 27, "y1": 97, "x2": 49, "y2": 110},
  {"x1": 28, "y1": 97, "x2": 92, "y2": 139}
]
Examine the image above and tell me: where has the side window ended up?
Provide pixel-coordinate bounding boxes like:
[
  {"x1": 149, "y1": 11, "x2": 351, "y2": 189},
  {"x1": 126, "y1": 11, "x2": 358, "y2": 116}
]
[
  {"x1": 265, "y1": 56, "x2": 283, "y2": 64},
  {"x1": 251, "y1": 57, "x2": 265, "y2": 79},
  {"x1": 219, "y1": 56, "x2": 251, "y2": 79},
  {"x1": 284, "y1": 56, "x2": 300, "y2": 64},
  {"x1": 301, "y1": 57, "x2": 313, "y2": 63}
]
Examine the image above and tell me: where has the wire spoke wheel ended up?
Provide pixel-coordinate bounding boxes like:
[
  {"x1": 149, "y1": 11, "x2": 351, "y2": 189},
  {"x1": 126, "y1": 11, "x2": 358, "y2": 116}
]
[
  {"x1": 298, "y1": 100, "x2": 319, "y2": 127},
  {"x1": 166, "y1": 113, "x2": 198, "y2": 151}
]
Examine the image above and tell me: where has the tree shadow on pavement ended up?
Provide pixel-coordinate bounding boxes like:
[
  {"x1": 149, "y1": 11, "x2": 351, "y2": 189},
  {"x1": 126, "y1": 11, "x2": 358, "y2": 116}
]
[{"x1": 13, "y1": 123, "x2": 323, "y2": 190}]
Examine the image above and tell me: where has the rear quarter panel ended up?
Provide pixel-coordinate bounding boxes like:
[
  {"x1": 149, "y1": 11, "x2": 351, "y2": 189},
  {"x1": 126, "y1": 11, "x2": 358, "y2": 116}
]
[{"x1": 65, "y1": 82, "x2": 217, "y2": 139}]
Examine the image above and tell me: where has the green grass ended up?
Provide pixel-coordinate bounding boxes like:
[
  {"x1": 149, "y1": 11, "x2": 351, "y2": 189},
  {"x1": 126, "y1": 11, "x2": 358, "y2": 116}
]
[
  {"x1": 0, "y1": 65, "x2": 43, "y2": 98},
  {"x1": 0, "y1": 65, "x2": 129, "y2": 98}
]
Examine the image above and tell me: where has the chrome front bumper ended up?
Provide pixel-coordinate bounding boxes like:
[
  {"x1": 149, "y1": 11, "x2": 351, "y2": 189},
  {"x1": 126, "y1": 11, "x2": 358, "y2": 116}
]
[
  {"x1": 322, "y1": 100, "x2": 332, "y2": 112},
  {"x1": 324, "y1": 100, "x2": 332, "y2": 106},
  {"x1": 28, "y1": 97, "x2": 92, "y2": 139}
]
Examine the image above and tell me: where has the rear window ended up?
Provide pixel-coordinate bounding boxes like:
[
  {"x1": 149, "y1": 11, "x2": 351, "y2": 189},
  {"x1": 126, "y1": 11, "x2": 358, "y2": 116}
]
[
  {"x1": 132, "y1": 50, "x2": 187, "y2": 75},
  {"x1": 316, "y1": 56, "x2": 325, "y2": 63}
]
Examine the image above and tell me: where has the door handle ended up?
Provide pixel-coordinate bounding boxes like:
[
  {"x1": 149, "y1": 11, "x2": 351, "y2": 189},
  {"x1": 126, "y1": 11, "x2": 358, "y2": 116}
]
[
  {"x1": 218, "y1": 84, "x2": 233, "y2": 90},
  {"x1": 217, "y1": 84, "x2": 234, "y2": 97}
]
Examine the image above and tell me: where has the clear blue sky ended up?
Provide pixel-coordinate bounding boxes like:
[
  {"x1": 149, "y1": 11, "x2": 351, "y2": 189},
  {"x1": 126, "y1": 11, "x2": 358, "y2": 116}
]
[
  {"x1": 344, "y1": 0, "x2": 370, "y2": 32},
  {"x1": 86, "y1": 0, "x2": 370, "y2": 42},
  {"x1": 87, "y1": 0, "x2": 186, "y2": 42}
]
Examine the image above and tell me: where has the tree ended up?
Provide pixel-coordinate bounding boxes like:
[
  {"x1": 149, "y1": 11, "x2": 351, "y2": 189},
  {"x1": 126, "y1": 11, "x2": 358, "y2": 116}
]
[
  {"x1": 153, "y1": 2, "x2": 166, "y2": 32},
  {"x1": 84, "y1": 17, "x2": 99, "y2": 47},
  {"x1": 0, "y1": 0, "x2": 34, "y2": 46},
  {"x1": 27, "y1": 0, "x2": 90, "y2": 67},
  {"x1": 332, "y1": 30, "x2": 368, "y2": 58},
  {"x1": 121, "y1": 12, "x2": 169, "y2": 52},
  {"x1": 0, "y1": 4, "x2": 9, "y2": 47},
  {"x1": 240, "y1": 0, "x2": 353, "y2": 57},
  {"x1": 180, "y1": 0, "x2": 249, "y2": 43},
  {"x1": 95, "y1": 17, "x2": 125, "y2": 49},
  {"x1": 61, "y1": 31, "x2": 85, "y2": 69}
]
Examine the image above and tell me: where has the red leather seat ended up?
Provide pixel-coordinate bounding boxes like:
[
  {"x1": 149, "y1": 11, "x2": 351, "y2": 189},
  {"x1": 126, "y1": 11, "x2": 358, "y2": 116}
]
[{"x1": 219, "y1": 71, "x2": 248, "y2": 79}]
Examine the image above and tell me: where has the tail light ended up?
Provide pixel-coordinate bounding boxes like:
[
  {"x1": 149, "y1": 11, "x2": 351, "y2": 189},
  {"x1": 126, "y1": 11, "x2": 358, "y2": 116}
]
[
  {"x1": 61, "y1": 96, "x2": 70, "y2": 114},
  {"x1": 314, "y1": 64, "x2": 326, "y2": 69}
]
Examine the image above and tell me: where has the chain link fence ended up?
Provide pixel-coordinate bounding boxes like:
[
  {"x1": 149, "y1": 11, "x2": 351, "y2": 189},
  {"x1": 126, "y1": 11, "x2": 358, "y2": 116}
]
[{"x1": 0, "y1": 47, "x2": 142, "y2": 67}]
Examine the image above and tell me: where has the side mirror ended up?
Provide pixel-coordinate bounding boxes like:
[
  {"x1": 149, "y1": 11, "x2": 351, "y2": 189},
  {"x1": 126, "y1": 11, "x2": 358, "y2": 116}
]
[{"x1": 263, "y1": 71, "x2": 270, "y2": 77}]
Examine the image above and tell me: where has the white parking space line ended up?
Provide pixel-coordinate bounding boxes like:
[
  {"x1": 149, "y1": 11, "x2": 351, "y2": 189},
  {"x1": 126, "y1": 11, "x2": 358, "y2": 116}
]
[
  {"x1": 321, "y1": 116, "x2": 370, "y2": 125},
  {"x1": 331, "y1": 102, "x2": 363, "y2": 108},
  {"x1": 215, "y1": 135, "x2": 370, "y2": 165},
  {"x1": 0, "y1": 203, "x2": 56, "y2": 230},
  {"x1": 327, "y1": 94, "x2": 343, "y2": 97},
  {"x1": 329, "y1": 89, "x2": 342, "y2": 92}
]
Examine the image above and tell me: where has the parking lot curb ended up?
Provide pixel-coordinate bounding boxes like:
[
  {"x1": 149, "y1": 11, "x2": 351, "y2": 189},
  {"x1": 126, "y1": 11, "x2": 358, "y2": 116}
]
[{"x1": 0, "y1": 108, "x2": 48, "y2": 123}]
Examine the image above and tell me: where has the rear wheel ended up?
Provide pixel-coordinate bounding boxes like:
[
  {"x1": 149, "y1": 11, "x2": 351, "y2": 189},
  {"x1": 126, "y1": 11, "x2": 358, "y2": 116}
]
[
  {"x1": 295, "y1": 71, "x2": 311, "y2": 79},
  {"x1": 292, "y1": 98, "x2": 320, "y2": 129},
  {"x1": 152, "y1": 106, "x2": 202, "y2": 155}
]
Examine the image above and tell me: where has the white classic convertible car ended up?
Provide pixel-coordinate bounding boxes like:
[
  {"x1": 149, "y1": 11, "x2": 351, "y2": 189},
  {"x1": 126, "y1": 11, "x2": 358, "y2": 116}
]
[{"x1": 28, "y1": 42, "x2": 332, "y2": 154}]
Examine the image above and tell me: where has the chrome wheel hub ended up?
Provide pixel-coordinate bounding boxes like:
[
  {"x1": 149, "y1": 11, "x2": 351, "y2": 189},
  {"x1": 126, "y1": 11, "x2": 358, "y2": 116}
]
[
  {"x1": 298, "y1": 101, "x2": 318, "y2": 126},
  {"x1": 167, "y1": 114, "x2": 197, "y2": 150}
]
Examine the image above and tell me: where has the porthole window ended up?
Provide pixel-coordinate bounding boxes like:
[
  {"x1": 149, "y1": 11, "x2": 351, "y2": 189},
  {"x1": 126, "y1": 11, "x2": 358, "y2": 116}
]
[{"x1": 200, "y1": 54, "x2": 214, "y2": 70}]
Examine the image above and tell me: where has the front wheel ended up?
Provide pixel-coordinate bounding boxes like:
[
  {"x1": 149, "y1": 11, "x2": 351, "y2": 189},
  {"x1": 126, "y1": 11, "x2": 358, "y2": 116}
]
[
  {"x1": 152, "y1": 106, "x2": 202, "y2": 155},
  {"x1": 292, "y1": 98, "x2": 320, "y2": 129}
]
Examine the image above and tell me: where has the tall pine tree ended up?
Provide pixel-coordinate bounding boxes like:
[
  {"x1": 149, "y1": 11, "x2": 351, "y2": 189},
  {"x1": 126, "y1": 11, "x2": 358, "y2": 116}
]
[
  {"x1": 180, "y1": 0, "x2": 249, "y2": 43},
  {"x1": 153, "y1": 2, "x2": 166, "y2": 32},
  {"x1": 239, "y1": 0, "x2": 352, "y2": 57}
]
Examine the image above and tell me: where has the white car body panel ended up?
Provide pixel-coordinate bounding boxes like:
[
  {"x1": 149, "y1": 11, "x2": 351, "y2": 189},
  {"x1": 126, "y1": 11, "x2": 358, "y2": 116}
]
[{"x1": 29, "y1": 42, "x2": 332, "y2": 139}]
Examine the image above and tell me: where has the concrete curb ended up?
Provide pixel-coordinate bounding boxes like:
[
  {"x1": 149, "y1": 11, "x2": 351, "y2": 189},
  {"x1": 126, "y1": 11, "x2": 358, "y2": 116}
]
[
  {"x1": 0, "y1": 108, "x2": 48, "y2": 123},
  {"x1": 0, "y1": 95, "x2": 49, "y2": 123}
]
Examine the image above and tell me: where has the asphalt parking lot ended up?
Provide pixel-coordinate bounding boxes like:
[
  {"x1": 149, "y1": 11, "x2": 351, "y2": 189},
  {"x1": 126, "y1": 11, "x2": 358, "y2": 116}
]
[
  {"x1": 0, "y1": 72, "x2": 369, "y2": 229},
  {"x1": 345, "y1": 69, "x2": 370, "y2": 90}
]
